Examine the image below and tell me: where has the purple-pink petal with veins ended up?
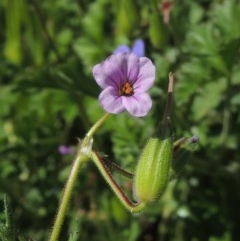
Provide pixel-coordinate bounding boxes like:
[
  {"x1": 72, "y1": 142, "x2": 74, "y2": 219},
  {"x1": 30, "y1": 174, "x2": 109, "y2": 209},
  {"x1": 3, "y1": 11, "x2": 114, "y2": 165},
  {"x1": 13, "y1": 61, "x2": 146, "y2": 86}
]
[
  {"x1": 93, "y1": 53, "x2": 140, "y2": 90},
  {"x1": 99, "y1": 86, "x2": 125, "y2": 114},
  {"x1": 93, "y1": 57, "x2": 121, "y2": 89},
  {"x1": 122, "y1": 93, "x2": 152, "y2": 117},
  {"x1": 93, "y1": 52, "x2": 155, "y2": 117},
  {"x1": 133, "y1": 57, "x2": 155, "y2": 93},
  {"x1": 124, "y1": 53, "x2": 140, "y2": 85},
  {"x1": 105, "y1": 53, "x2": 140, "y2": 86}
]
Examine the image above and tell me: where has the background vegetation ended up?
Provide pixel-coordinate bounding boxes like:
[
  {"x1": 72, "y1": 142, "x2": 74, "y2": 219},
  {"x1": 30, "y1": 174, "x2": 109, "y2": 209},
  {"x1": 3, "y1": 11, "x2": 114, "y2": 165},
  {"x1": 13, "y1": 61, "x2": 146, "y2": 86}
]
[{"x1": 1, "y1": 0, "x2": 240, "y2": 240}]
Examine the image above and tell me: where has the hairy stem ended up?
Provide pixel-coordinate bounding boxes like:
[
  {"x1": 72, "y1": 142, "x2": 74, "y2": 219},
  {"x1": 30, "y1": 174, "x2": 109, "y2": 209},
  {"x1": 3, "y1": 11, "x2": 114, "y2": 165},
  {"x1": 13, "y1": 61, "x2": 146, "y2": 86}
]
[
  {"x1": 48, "y1": 113, "x2": 110, "y2": 241},
  {"x1": 91, "y1": 151, "x2": 147, "y2": 213},
  {"x1": 49, "y1": 150, "x2": 88, "y2": 241},
  {"x1": 98, "y1": 153, "x2": 134, "y2": 178},
  {"x1": 86, "y1": 113, "x2": 110, "y2": 140}
]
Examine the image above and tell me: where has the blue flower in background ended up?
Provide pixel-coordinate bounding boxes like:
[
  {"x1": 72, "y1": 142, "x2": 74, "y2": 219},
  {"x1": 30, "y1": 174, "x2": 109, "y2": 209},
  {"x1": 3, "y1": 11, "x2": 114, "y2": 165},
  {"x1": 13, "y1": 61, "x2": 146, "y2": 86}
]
[{"x1": 113, "y1": 39, "x2": 145, "y2": 57}]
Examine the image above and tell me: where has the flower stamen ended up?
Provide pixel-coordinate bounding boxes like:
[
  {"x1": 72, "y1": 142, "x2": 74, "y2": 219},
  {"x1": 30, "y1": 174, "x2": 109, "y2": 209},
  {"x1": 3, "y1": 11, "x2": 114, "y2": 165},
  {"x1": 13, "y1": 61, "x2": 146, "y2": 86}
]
[{"x1": 119, "y1": 82, "x2": 134, "y2": 96}]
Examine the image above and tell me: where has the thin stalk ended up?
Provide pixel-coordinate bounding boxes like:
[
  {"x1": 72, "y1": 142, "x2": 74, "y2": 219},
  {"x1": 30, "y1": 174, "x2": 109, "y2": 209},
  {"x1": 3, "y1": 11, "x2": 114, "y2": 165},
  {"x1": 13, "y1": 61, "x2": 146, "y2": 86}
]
[
  {"x1": 102, "y1": 157, "x2": 134, "y2": 178},
  {"x1": 169, "y1": 136, "x2": 199, "y2": 180},
  {"x1": 48, "y1": 151, "x2": 87, "y2": 241},
  {"x1": 86, "y1": 113, "x2": 110, "y2": 140},
  {"x1": 96, "y1": 151, "x2": 134, "y2": 178},
  {"x1": 48, "y1": 113, "x2": 110, "y2": 241},
  {"x1": 91, "y1": 151, "x2": 147, "y2": 213},
  {"x1": 163, "y1": 73, "x2": 174, "y2": 124}
]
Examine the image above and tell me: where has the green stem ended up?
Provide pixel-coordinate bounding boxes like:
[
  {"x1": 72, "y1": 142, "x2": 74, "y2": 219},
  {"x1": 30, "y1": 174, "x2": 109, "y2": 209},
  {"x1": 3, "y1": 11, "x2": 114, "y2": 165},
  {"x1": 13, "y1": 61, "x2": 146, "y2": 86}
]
[
  {"x1": 48, "y1": 113, "x2": 110, "y2": 241},
  {"x1": 86, "y1": 112, "x2": 110, "y2": 139},
  {"x1": 91, "y1": 151, "x2": 147, "y2": 213},
  {"x1": 169, "y1": 136, "x2": 199, "y2": 180},
  {"x1": 49, "y1": 152, "x2": 87, "y2": 241},
  {"x1": 102, "y1": 157, "x2": 134, "y2": 178}
]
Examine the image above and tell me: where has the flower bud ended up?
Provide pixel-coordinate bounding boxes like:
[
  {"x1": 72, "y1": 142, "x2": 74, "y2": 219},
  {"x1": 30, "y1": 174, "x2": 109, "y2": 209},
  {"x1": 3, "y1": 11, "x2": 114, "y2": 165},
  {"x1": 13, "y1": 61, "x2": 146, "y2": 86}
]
[{"x1": 133, "y1": 129, "x2": 173, "y2": 203}]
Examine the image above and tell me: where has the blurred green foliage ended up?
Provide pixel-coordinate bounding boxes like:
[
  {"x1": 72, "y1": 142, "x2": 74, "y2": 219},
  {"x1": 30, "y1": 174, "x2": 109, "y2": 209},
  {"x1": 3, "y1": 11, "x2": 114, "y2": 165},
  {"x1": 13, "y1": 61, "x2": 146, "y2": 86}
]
[{"x1": 1, "y1": 0, "x2": 240, "y2": 240}]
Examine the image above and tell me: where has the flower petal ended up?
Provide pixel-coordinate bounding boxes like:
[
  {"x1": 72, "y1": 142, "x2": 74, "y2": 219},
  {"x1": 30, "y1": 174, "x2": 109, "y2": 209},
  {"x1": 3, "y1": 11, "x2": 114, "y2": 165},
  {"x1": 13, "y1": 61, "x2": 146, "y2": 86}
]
[
  {"x1": 124, "y1": 53, "x2": 140, "y2": 85},
  {"x1": 133, "y1": 57, "x2": 155, "y2": 93},
  {"x1": 93, "y1": 53, "x2": 156, "y2": 117},
  {"x1": 122, "y1": 93, "x2": 152, "y2": 117},
  {"x1": 109, "y1": 53, "x2": 140, "y2": 85},
  {"x1": 99, "y1": 86, "x2": 125, "y2": 114},
  {"x1": 132, "y1": 39, "x2": 145, "y2": 57},
  {"x1": 93, "y1": 53, "x2": 140, "y2": 90},
  {"x1": 93, "y1": 56, "x2": 121, "y2": 89},
  {"x1": 113, "y1": 45, "x2": 131, "y2": 54}
]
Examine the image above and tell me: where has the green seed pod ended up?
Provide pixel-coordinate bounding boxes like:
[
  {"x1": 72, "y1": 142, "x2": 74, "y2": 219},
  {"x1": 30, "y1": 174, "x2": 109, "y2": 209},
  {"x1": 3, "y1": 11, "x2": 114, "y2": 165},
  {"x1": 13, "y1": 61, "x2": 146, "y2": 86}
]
[{"x1": 133, "y1": 132, "x2": 173, "y2": 203}]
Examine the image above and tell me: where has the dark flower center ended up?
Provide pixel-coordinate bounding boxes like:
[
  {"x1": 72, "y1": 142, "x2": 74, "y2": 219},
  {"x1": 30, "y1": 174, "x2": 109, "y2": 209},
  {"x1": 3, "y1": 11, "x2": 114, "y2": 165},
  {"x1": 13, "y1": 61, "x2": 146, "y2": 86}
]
[{"x1": 119, "y1": 82, "x2": 134, "y2": 96}]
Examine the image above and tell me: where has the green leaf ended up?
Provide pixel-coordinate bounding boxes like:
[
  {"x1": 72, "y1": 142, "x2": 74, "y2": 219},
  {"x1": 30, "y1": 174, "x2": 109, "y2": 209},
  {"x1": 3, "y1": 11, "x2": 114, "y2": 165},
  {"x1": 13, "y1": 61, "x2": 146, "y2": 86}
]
[
  {"x1": 192, "y1": 78, "x2": 227, "y2": 120},
  {"x1": 211, "y1": 0, "x2": 240, "y2": 42},
  {"x1": 14, "y1": 58, "x2": 99, "y2": 97},
  {"x1": 176, "y1": 59, "x2": 210, "y2": 104},
  {"x1": 219, "y1": 39, "x2": 240, "y2": 71},
  {"x1": 185, "y1": 24, "x2": 219, "y2": 55}
]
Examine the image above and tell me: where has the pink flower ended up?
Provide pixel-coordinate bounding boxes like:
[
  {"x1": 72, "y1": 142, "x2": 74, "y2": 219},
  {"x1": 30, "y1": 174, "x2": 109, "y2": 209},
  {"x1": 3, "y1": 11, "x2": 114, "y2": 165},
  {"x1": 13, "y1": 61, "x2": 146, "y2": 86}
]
[{"x1": 93, "y1": 53, "x2": 155, "y2": 117}]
